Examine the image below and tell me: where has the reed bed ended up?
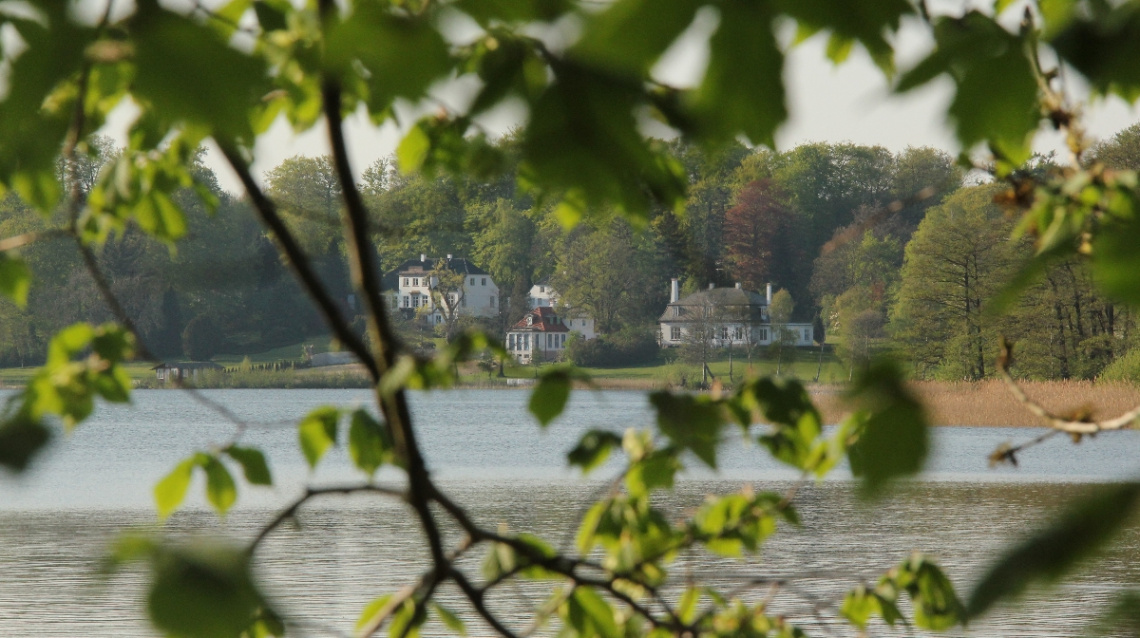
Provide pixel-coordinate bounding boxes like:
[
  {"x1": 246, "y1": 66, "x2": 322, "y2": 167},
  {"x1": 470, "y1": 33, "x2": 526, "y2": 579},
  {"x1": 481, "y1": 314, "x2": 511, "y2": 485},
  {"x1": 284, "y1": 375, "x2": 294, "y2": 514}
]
[{"x1": 811, "y1": 379, "x2": 1140, "y2": 427}]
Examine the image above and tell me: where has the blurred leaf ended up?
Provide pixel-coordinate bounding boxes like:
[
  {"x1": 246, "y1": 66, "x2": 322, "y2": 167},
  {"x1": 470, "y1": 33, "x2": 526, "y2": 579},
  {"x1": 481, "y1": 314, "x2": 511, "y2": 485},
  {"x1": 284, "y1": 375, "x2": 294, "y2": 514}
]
[
  {"x1": 147, "y1": 544, "x2": 267, "y2": 638},
  {"x1": 689, "y1": 0, "x2": 784, "y2": 146},
  {"x1": 298, "y1": 406, "x2": 339, "y2": 469},
  {"x1": 431, "y1": 602, "x2": 466, "y2": 636},
  {"x1": 572, "y1": 0, "x2": 702, "y2": 76},
  {"x1": 0, "y1": 414, "x2": 50, "y2": 472},
  {"x1": 905, "y1": 557, "x2": 965, "y2": 630},
  {"x1": 567, "y1": 429, "x2": 622, "y2": 473},
  {"x1": 131, "y1": 4, "x2": 266, "y2": 138},
  {"x1": 967, "y1": 482, "x2": 1140, "y2": 619},
  {"x1": 455, "y1": 0, "x2": 574, "y2": 24},
  {"x1": 252, "y1": 1, "x2": 287, "y2": 32},
  {"x1": 326, "y1": 4, "x2": 452, "y2": 114},
  {"x1": 648, "y1": 391, "x2": 724, "y2": 468},
  {"x1": 155, "y1": 458, "x2": 195, "y2": 520},
  {"x1": 199, "y1": 454, "x2": 237, "y2": 516},
  {"x1": 397, "y1": 125, "x2": 432, "y2": 175},
  {"x1": 1092, "y1": 214, "x2": 1140, "y2": 306},
  {"x1": 225, "y1": 446, "x2": 272, "y2": 486},
  {"x1": 777, "y1": 0, "x2": 910, "y2": 70},
  {"x1": 1052, "y1": 5, "x2": 1140, "y2": 102},
  {"x1": 355, "y1": 594, "x2": 395, "y2": 636},
  {"x1": 847, "y1": 360, "x2": 928, "y2": 498},
  {"x1": 0, "y1": 253, "x2": 31, "y2": 308},
  {"x1": 897, "y1": 12, "x2": 1038, "y2": 164},
  {"x1": 529, "y1": 367, "x2": 584, "y2": 427},
  {"x1": 569, "y1": 587, "x2": 620, "y2": 638},
  {"x1": 1082, "y1": 590, "x2": 1140, "y2": 637},
  {"x1": 626, "y1": 450, "x2": 680, "y2": 497},
  {"x1": 348, "y1": 408, "x2": 392, "y2": 477}
]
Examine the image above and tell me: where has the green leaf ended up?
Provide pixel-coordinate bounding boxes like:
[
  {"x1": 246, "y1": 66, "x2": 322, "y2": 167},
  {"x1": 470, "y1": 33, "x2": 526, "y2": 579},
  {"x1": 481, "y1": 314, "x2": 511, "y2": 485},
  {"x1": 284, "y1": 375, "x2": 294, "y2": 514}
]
[
  {"x1": 896, "y1": 12, "x2": 1038, "y2": 164},
  {"x1": 0, "y1": 253, "x2": 31, "y2": 308},
  {"x1": 909, "y1": 559, "x2": 965, "y2": 630},
  {"x1": 648, "y1": 391, "x2": 724, "y2": 468},
  {"x1": 431, "y1": 602, "x2": 466, "y2": 636},
  {"x1": 252, "y1": 1, "x2": 287, "y2": 32},
  {"x1": 567, "y1": 429, "x2": 622, "y2": 473},
  {"x1": 572, "y1": 0, "x2": 702, "y2": 76},
  {"x1": 1052, "y1": 5, "x2": 1140, "y2": 102},
  {"x1": 840, "y1": 585, "x2": 879, "y2": 629},
  {"x1": 298, "y1": 406, "x2": 339, "y2": 469},
  {"x1": 325, "y1": 5, "x2": 453, "y2": 115},
  {"x1": 625, "y1": 450, "x2": 680, "y2": 497},
  {"x1": 690, "y1": 0, "x2": 785, "y2": 147},
  {"x1": 199, "y1": 454, "x2": 237, "y2": 516},
  {"x1": 155, "y1": 458, "x2": 196, "y2": 520},
  {"x1": 967, "y1": 482, "x2": 1140, "y2": 619},
  {"x1": 348, "y1": 408, "x2": 391, "y2": 476},
  {"x1": 224, "y1": 446, "x2": 272, "y2": 486},
  {"x1": 397, "y1": 124, "x2": 432, "y2": 175},
  {"x1": 0, "y1": 413, "x2": 50, "y2": 473},
  {"x1": 1092, "y1": 213, "x2": 1140, "y2": 306},
  {"x1": 131, "y1": 4, "x2": 266, "y2": 138},
  {"x1": 355, "y1": 594, "x2": 395, "y2": 635},
  {"x1": 147, "y1": 544, "x2": 266, "y2": 638},
  {"x1": 529, "y1": 368, "x2": 573, "y2": 427},
  {"x1": 677, "y1": 587, "x2": 699, "y2": 624},
  {"x1": 846, "y1": 360, "x2": 928, "y2": 498},
  {"x1": 570, "y1": 587, "x2": 620, "y2": 638}
]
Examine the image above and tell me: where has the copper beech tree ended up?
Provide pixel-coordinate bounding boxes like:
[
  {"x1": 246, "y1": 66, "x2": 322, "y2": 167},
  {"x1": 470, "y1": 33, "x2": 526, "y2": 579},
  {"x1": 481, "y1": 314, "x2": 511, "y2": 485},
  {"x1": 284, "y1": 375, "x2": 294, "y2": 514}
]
[{"x1": 1, "y1": 0, "x2": 1140, "y2": 637}]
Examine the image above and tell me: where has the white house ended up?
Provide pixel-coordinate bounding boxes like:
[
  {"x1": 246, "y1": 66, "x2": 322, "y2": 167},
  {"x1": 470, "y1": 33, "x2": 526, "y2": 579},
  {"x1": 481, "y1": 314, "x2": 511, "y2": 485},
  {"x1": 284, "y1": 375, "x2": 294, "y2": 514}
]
[
  {"x1": 527, "y1": 279, "x2": 598, "y2": 340},
  {"x1": 382, "y1": 254, "x2": 499, "y2": 324},
  {"x1": 658, "y1": 279, "x2": 814, "y2": 348},
  {"x1": 505, "y1": 307, "x2": 571, "y2": 364}
]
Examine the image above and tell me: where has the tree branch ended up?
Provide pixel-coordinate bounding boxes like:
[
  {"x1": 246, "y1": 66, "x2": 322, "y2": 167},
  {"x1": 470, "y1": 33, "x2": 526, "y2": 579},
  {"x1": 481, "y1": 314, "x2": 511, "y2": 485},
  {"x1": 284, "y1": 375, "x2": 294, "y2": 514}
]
[
  {"x1": 248, "y1": 484, "x2": 407, "y2": 554},
  {"x1": 999, "y1": 338, "x2": 1140, "y2": 434},
  {"x1": 218, "y1": 143, "x2": 380, "y2": 380}
]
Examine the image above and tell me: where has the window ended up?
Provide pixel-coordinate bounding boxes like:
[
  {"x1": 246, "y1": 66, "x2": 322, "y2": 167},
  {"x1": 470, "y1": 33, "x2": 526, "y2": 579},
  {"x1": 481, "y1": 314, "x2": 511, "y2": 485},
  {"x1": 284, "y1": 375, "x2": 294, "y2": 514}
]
[
  {"x1": 759, "y1": 328, "x2": 768, "y2": 341},
  {"x1": 490, "y1": 296, "x2": 495, "y2": 308},
  {"x1": 539, "y1": 286, "x2": 545, "y2": 293},
  {"x1": 402, "y1": 296, "x2": 409, "y2": 308},
  {"x1": 412, "y1": 296, "x2": 420, "y2": 308},
  {"x1": 403, "y1": 277, "x2": 409, "y2": 286},
  {"x1": 671, "y1": 326, "x2": 681, "y2": 341},
  {"x1": 561, "y1": 334, "x2": 566, "y2": 347},
  {"x1": 734, "y1": 327, "x2": 744, "y2": 340},
  {"x1": 482, "y1": 277, "x2": 487, "y2": 286},
  {"x1": 720, "y1": 327, "x2": 729, "y2": 340},
  {"x1": 804, "y1": 329, "x2": 811, "y2": 342},
  {"x1": 413, "y1": 278, "x2": 419, "y2": 286},
  {"x1": 461, "y1": 297, "x2": 467, "y2": 307},
  {"x1": 509, "y1": 334, "x2": 515, "y2": 350},
  {"x1": 524, "y1": 335, "x2": 530, "y2": 351},
  {"x1": 470, "y1": 277, "x2": 475, "y2": 286}
]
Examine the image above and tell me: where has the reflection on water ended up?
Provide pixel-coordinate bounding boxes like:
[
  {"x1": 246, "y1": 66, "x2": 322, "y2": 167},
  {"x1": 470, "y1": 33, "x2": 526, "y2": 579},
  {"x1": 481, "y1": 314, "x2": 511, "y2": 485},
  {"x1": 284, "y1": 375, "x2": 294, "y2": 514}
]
[
  {"x1": 2, "y1": 389, "x2": 1140, "y2": 636},
  {"x1": 3, "y1": 480, "x2": 1138, "y2": 637}
]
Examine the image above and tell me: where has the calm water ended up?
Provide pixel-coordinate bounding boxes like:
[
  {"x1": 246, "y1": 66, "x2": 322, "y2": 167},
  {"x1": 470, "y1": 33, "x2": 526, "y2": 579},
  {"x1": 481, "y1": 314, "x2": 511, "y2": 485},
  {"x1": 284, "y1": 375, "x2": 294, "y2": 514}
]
[{"x1": 2, "y1": 389, "x2": 1140, "y2": 636}]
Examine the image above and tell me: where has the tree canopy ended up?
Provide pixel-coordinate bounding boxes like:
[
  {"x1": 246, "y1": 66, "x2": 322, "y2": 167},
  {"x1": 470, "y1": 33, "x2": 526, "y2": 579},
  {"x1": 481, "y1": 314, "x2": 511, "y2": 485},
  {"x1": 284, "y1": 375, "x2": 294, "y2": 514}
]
[{"x1": 3, "y1": 1, "x2": 1140, "y2": 637}]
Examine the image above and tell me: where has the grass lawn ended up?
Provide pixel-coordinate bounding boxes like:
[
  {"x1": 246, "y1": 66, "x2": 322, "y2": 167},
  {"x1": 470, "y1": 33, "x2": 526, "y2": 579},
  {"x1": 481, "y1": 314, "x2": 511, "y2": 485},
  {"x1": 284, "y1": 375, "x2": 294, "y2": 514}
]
[
  {"x1": 212, "y1": 335, "x2": 336, "y2": 365},
  {"x1": 0, "y1": 362, "x2": 159, "y2": 386}
]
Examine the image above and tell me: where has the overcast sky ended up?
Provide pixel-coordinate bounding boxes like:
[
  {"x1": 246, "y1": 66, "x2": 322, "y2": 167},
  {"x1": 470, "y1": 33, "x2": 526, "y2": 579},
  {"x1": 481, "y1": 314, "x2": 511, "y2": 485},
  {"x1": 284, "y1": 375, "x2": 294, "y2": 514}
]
[{"x1": 100, "y1": 6, "x2": 1140, "y2": 195}]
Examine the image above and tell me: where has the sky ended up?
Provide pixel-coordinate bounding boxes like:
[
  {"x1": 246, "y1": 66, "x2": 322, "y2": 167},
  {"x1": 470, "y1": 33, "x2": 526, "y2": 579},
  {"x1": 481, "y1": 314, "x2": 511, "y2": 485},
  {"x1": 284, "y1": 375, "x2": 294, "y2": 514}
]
[{"x1": 100, "y1": 5, "x2": 1140, "y2": 195}]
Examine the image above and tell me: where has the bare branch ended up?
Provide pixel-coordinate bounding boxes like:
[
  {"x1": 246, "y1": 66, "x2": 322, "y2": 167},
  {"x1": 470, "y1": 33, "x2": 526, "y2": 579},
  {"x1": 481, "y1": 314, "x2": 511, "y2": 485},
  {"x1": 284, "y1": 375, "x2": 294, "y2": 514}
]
[
  {"x1": 999, "y1": 338, "x2": 1140, "y2": 434},
  {"x1": 248, "y1": 484, "x2": 407, "y2": 554}
]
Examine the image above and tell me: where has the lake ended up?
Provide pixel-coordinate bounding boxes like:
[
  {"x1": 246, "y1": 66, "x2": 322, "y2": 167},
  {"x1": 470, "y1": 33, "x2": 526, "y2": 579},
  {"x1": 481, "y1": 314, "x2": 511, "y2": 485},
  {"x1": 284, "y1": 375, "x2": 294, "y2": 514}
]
[{"x1": 2, "y1": 388, "x2": 1139, "y2": 636}]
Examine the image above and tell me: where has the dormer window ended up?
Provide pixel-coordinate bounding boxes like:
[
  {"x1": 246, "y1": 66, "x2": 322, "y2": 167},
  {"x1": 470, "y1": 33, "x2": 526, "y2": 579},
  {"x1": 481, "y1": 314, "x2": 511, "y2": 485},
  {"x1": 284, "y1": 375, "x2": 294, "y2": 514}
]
[{"x1": 526, "y1": 315, "x2": 533, "y2": 326}]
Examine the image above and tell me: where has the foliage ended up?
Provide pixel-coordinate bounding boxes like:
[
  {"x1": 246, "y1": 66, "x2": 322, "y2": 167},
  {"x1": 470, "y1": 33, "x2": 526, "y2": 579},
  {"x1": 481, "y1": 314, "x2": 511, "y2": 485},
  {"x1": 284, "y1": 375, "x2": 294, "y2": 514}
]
[
  {"x1": 2, "y1": 0, "x2": 1140, "y2": 637},
  {"x1": 566, "y1": 327, "x2": 659, "y2": 368}
]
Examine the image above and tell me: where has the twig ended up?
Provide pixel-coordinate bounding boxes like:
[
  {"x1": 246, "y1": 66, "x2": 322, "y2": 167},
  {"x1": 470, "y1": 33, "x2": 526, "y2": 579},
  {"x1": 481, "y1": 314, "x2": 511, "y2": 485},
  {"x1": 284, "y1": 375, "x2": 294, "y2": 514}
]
[
  {"x1": 248, "y1": 484, "x2": 406, "y2": 554},
  {"x1": 999, "y1": 338, "x2": 1140, "y2": 434},
  {"x1": 0, "y1": 230, "x2": 69, "y2": 253}
]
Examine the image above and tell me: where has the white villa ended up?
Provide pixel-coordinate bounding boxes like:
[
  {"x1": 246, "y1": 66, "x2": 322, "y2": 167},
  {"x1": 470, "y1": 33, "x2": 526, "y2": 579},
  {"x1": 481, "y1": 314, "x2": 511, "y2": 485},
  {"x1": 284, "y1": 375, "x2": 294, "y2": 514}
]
[
  {"x1": 658, "y1": 279, "x2": 814, "y2": 348},
  {"x1": 527, "y1": 279, "x2": 598, "y2": 340},
  {"x1": 382, "y1": 254, "x2": 499, "y2": 325},
  {"x1": 505, "y1": 307, "x2": 572, "y2": 364}
]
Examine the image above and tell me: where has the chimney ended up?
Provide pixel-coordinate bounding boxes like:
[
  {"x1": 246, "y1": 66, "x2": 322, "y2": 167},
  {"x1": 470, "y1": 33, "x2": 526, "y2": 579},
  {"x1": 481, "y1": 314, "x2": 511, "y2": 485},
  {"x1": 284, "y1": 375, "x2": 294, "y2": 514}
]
[
  {"x1": 420, "y1": 253, "x2": 426, "y2": 262},
  {"x1": 670, "y1": 278, "x2": 679, "y2": 303},
  {"x1": 708, "y1": 283, "x2": 715, "y2": 290},
  {"x1": 766, "y1": 283, "x2": 772, "y2": 304},
  {"x1": 735, "y1": 282, "x2": 741, "y2": 289}
]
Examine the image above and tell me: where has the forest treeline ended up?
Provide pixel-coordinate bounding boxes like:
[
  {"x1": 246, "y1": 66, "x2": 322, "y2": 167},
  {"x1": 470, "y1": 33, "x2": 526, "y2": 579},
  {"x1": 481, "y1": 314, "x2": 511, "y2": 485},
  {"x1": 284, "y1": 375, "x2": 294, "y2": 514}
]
[{"x1": 3, "y1": 125, "x2": 1140, "y2": 380}]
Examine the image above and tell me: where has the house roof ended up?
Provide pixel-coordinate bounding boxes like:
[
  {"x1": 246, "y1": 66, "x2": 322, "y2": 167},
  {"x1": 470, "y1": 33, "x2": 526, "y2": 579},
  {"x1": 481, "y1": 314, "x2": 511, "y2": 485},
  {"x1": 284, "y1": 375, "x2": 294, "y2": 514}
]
[
  {"x1": 381, "y1": 256, "x2": 491, "y2": 291},
  {"x1": 509, "y1": 307, "x2": 570, "y2": 333},
  {"x1": 658, "y1": 287, "x2": 768, "y2": 322},
  {"x1": 152, "y1": 361, "x2": 222, "y2": 370}
]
